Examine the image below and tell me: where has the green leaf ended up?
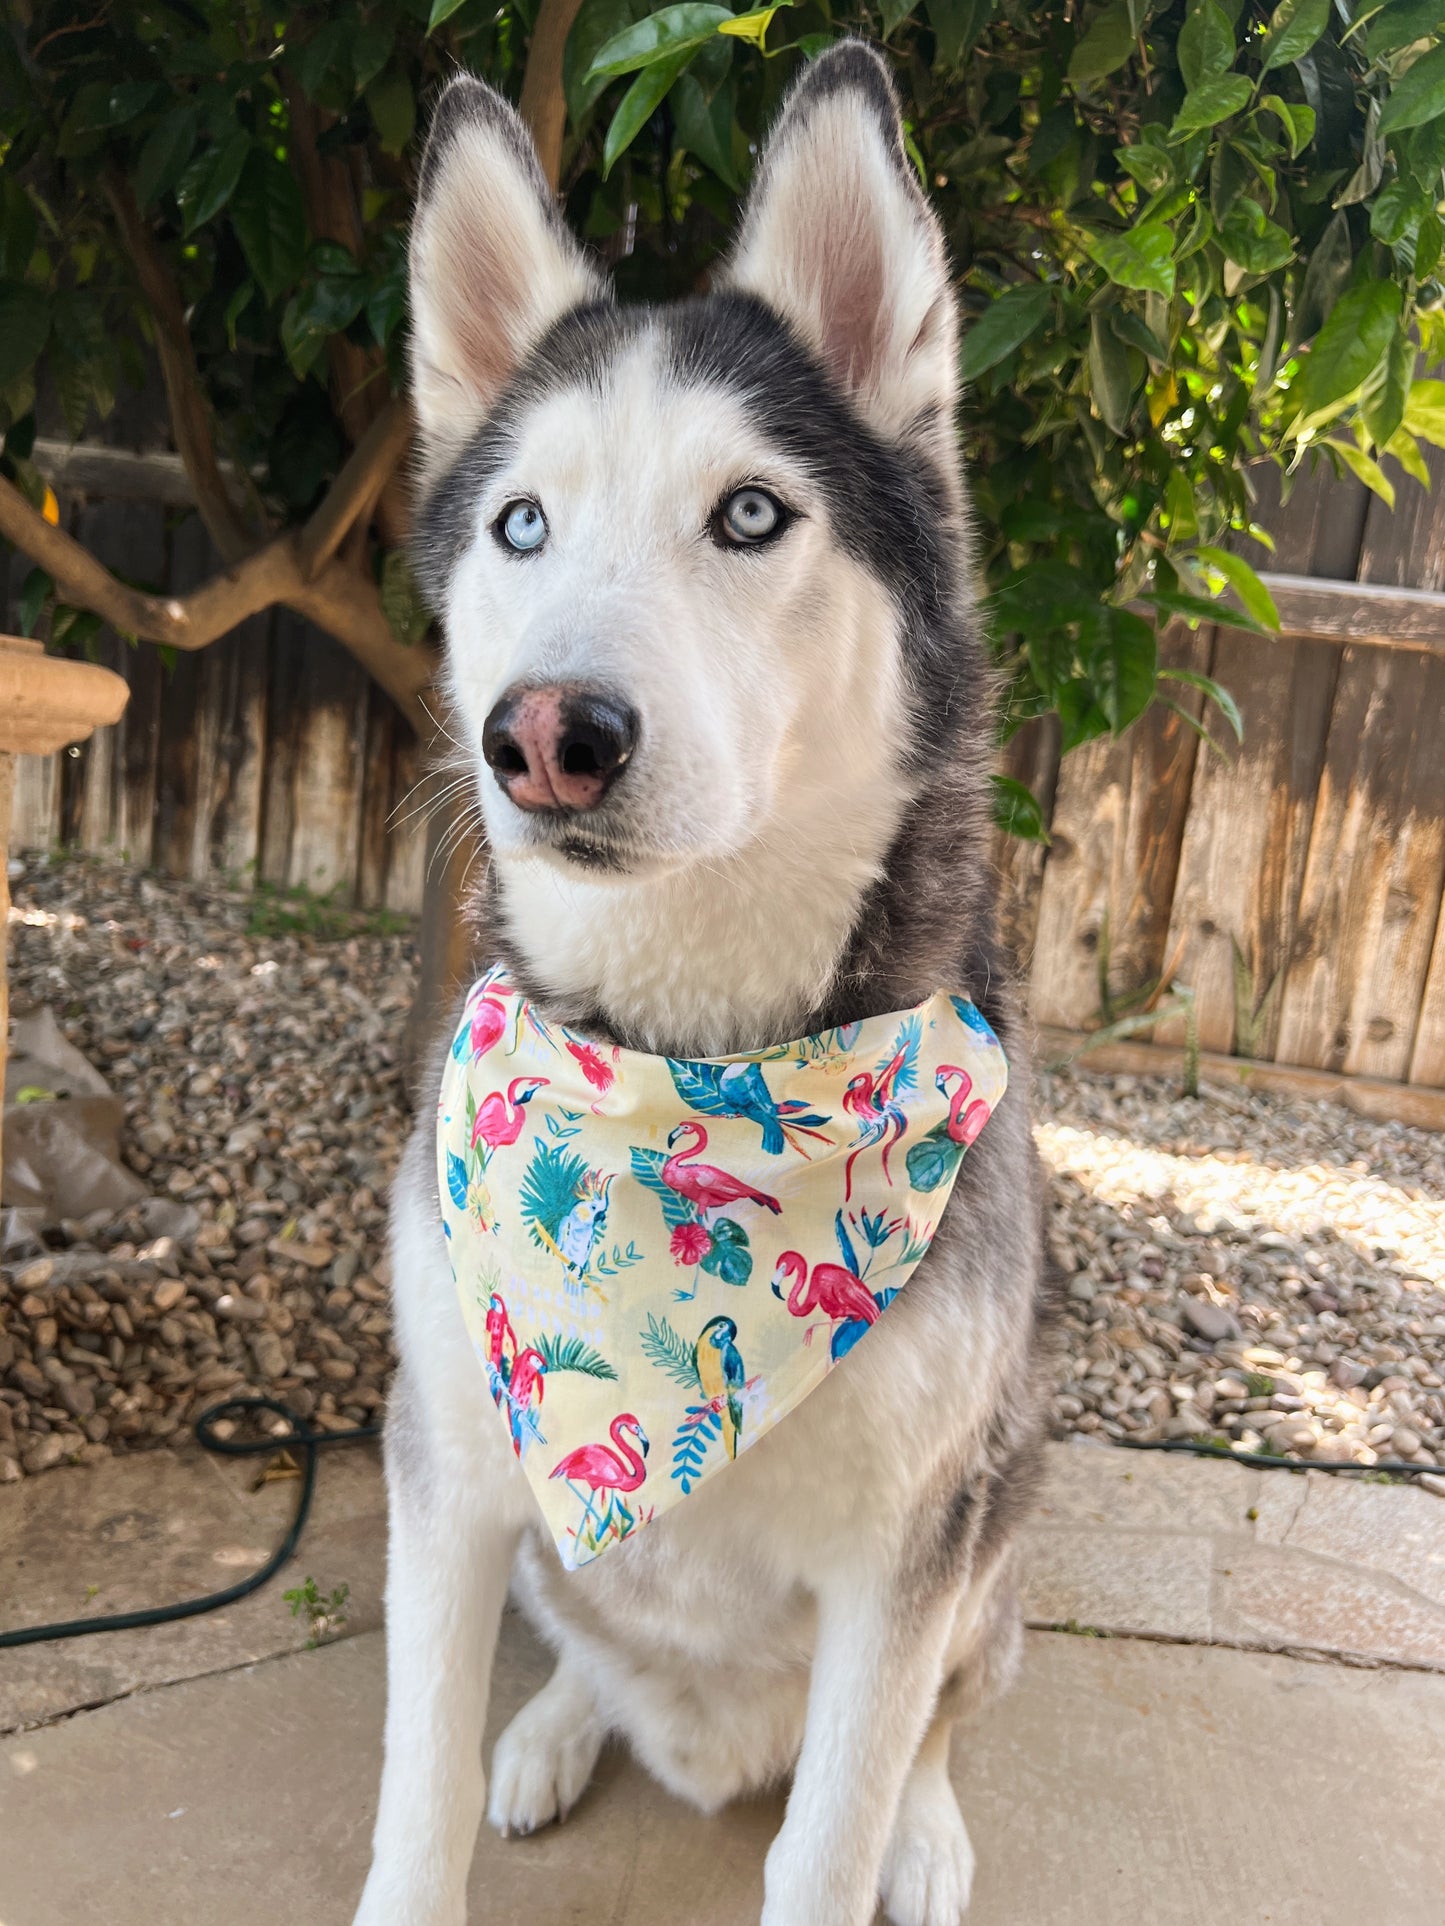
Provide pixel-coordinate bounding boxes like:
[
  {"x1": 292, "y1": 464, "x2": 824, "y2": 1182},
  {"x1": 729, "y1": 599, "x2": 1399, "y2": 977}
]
[
  {"x1": 366, "y1": 72, "x2": 415, "y2": 156},
  {"x1": 1083, "y1": 223, "x2": 1176, "y2": 295},
  {"x1": 1379, "y1": 42, "x2": 1445, "y2": 135},
  {"x1": 0, "y1": 282, "x2": 50, "y2": 392},
  {"x1": 587, "y1": 4, "x2": 731, "y2": 78},
  {"x1": 1293, "y1": 279, "x2": 1403, "y2": 422},
  {"x1": 1089, "y1": 311, "x2": 1133, "y2": 433},
  {"x1": 18, "y1": 567, "x2": 52, "y2": 638},
  {"x1": 1384, "y1": 425, "x2": 1431, "y2": 485},
  {"x1": 1219, "y1": 198, "x2": 1294, "y2": 274},
  {"x1": 1115, "y1": 140, "x2": 1175, "y2": 192},
  {"x1": 1371, "y1": 0, "x2": 1445, "y2": 60},
  {"x1": 351, "y1": 22, "x2": 394, "y2": 94},
  {"x1": 602, "y1": 52, "x2": 693, "y2": 176},
  {"x1": 231, "y1": 153, "x2": 306, "y2": 304},
  {"x1": 1093, "y1": 607, "x2": 1157, "y2": 733},
  {"x1": 1324, "y1": 437, "x2": 1396, "y2": 507},
  {"x1": 1171, "y1": 73, "x2": 1252, "y2": 137},
  {"x1": 427, "y1": 0, "x2": 470, "y2": 29},
  {"x1": 990, "y1": 773, "x2": 1051, "y2": 843},
  {"x1": 1196, "y1": 547, "x2": 1281, "y2": 629},
  {"x1": 928, "y1": 0, "x2": 996, "y2": 67},
  {"x1": 1177, "y1": 1, "x2": 1235, "y2": 93},
  {"x1": 1294, "y1": 208, "x2": 1352, "y2": 343},
  {"x1": 1404, "y1": 375, "x2": 1445, "y2": 446},
  {"x1": 1068, "y1": 1, "x2": 1136, "y2": 86},
  {"x1": 960, "y1": 283, "x2": 1052, "y2": 381},
  {"x1": 671, "y1": 71, "x2": 741, "y2": 188},
  {"x1": 1371, "y1": 179, "x2": 1430, "y2": 245},
  {"x1": 882, "y1": 0, "x2": 918, "y2": 31},
  {"x1": 133, "y1": 105, "x2": 197, "y2": 208},
  {"x1": 1160, "y1": 667, "x2": 1243, "y2": 740},
  {"x1": 1259, "y1": 94, "x2": 1315, "y2": 157},
  {"x1": 1259, "y1": 0, "x2": 1330, "y2": 74},
  {"x1": 1364, "y1": 325, "x2": 1413, "y2": 446},
  {"x1": 174, "y1": 129, "x2": 250, "y2": 236}
]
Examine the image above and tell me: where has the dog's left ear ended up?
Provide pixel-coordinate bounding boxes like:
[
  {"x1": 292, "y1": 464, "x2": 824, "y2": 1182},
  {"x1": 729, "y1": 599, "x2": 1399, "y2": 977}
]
[{"x1": 724, "y1": 42, "x2": 956, "y2": 449}]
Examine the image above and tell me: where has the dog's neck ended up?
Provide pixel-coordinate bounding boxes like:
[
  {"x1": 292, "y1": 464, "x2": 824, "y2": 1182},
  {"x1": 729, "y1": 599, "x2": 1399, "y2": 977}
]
[{"x1": 481, "y1": 758, "x2": 993, "y2": 1060}]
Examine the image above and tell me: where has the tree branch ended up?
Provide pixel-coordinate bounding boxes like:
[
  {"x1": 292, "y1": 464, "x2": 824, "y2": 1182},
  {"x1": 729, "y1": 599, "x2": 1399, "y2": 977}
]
[
  {"x1": 102, "y1": 169, "x2": 260, "y2": 565},
  {"x1": 296, "y1": 397, "x2": 414, "y2": 582},
  {"x1": 0, "y1": 471, "x2": 437, "y2": 733},
  {"x1": 519, "y1": 0, "x2": 586, "y2": 192}
]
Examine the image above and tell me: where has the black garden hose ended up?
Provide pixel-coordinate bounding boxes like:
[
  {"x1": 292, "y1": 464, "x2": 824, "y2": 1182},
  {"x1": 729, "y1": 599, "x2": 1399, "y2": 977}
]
[{"x1": 0, "y1": 1396, "x2": 379, "y2": 1649}]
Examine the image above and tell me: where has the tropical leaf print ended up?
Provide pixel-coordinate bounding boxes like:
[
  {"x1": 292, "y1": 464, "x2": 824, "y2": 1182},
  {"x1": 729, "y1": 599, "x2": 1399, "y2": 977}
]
[
  {"x1": 641, "y1": 1312, "x2": 701, "y2": 1389},
  {"x1": 698, "y1": 1214, "x2": 751, "y2": 1285},
  {"x1": 671, "y1": 1404, "x2": 723, "y2": 1493},
  {"x1": 534, "y1": 1333, "x2": 619, "y2": 1380},
  {"x1": 629, "y1": 1146, "x2": 696, "y2": 1232},
  {"x1": 446, "y1": 1149, "x2": 469, "y2": 1211},
  {"x1": 519, "y1": 1142, "x2": 589, "y2": 1245},
  {"x1": 905, "y1": 1123, "x2": 963, "y2": 1193}
]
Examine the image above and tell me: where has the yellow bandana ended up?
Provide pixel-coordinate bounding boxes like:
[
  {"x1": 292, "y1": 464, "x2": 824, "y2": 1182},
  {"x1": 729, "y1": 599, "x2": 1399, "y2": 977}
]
[{"x1": 437, "y1": 967, "x2": 1007, "y2": 1570}]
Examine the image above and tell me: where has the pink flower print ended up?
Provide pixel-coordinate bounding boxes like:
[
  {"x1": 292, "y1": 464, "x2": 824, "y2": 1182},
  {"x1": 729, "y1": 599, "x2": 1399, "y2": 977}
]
[{"x1": 670, "y1": 1222, "x2": 714, "y2": 1266}]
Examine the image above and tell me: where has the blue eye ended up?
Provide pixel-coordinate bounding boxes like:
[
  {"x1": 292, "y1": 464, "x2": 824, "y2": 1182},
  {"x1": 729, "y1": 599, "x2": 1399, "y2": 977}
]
[
  {"x1": 499, "y1": 500, "x2": 547, "y2": 553},
  {"x1": 718, "y1": 487, "x2": 787, "y2": 546}
]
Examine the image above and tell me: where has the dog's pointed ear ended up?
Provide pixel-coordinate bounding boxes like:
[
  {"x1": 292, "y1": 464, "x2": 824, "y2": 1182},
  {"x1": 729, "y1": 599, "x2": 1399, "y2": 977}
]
[
  {"x1": 409, "y1": 77, "x2": 604, "y2": 482},
  {"x1": 723, "y1": 43, "x2": 956, "y2": 449}
]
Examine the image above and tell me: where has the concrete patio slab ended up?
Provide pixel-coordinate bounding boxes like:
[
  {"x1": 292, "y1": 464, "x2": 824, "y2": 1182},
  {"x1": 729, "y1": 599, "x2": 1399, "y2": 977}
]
[
  {"x1": 7, "y1": 1437, "x2": 1445, "y2": 1740},
  {"x1": 0, "y1": 1438, "x2": 384, "y2": 1730},
  {"x1": 4, "y1": 1616, "x2": 1443, "y2": 1926}
]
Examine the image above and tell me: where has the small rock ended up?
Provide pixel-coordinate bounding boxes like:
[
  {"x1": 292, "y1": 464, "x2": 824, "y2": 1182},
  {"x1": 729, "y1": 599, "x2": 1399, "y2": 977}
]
[
  {"x1": 152, "y1": 1280, "x2": 186, "y2": 1313},
  {"x1": 1418, "y1": 1473, "x2": 1445, "y2": 1499},
  {"x1": 1181, "y1": 1299, "x2": 1241, "y2": 1343},
  {"x1": 1391, "y1": 1426, "x2": 1423, "y2": 1458},
  {"x1": 22, "y1": 1432, "x2": 67, "y2": 1473}
]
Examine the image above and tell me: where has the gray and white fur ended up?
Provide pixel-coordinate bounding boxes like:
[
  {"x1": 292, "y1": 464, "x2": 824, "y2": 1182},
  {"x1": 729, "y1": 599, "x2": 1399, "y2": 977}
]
[{"x1": 354, "y1": 42, "x2": 1056, "y2": 1926}]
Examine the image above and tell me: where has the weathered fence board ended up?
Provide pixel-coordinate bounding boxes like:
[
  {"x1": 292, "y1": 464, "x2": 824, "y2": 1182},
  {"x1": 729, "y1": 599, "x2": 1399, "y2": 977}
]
[
  {"x1": 1028, "y1": 623, "x2": 1210, "y2": 1030},
  {"x1": 1157, "y1": 625, "x2": 1338, "y2": 1058}
]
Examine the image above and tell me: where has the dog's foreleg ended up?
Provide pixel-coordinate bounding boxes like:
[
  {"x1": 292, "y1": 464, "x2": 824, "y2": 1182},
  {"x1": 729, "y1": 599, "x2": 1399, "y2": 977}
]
[
  {"x1": 352, "y1": 1376, "x2": 522, "y2": 1926},
  {"x1": 760, "y1": 1569, "x2": 959, "y2": 1926}
]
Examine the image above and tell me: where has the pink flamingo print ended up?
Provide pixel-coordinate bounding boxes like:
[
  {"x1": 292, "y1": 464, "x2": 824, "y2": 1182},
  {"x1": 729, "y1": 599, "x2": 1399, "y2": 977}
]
[
  {"x1": 937, "y1": 1065, "x2": 991, "y2": 1147},
  {"x1": 470, "y1": 1076, "x2": 549, "y2": 1157},
  {"x1": 567, "y1": 1038, "x2": 619, "y2": 1109},
  {"x1": 771, "y1": 1250, "x2": 880, "y2": 1345},
  {"x1": 841, "y1": 1043, "x2": 911, "y2": 1198},
  {"x1": 550, "y1": 1413, "x2": 650, "y2": 1542},
  {"x1": 662, "y1": 1122, "x2": 782, "y2": 1219}
]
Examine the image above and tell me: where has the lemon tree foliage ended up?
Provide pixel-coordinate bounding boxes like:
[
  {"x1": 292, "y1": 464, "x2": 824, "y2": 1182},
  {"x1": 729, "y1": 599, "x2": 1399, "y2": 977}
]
[{"x1": 3, "y1": 2, "x2": 1445, "y2": 806}]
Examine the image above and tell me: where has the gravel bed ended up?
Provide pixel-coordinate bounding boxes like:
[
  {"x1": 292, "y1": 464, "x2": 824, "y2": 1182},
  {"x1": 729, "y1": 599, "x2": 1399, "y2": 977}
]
[
  {"x1": 1039, "y1": 1069, "x2": 1445, "y2": 1469},
  {"x1": 1, "y1": 857, "x2": 1441, "y2": 1483},
  {"x1": 0, "y1": 858, "x2": 414, "y2": 1480}
]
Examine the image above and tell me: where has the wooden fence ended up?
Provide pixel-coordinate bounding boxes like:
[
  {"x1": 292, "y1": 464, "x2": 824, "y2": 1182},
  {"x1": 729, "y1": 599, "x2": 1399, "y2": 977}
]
[
  {"x1": 0, "y1": 480, "x2": 429, "y2": 915},
  {"x1": 5, "y1": 445, "x2": 1445, "y2": 1105},
  {"x1": 994, "y1": 454, "x2": 1445, "y2": 1100}
]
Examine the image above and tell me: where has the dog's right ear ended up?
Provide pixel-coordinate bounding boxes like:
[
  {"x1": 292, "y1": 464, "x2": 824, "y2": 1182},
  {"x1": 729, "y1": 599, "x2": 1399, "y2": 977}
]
[{"x1": 409, "y1": 77, "x2": 604, "y2": 484}]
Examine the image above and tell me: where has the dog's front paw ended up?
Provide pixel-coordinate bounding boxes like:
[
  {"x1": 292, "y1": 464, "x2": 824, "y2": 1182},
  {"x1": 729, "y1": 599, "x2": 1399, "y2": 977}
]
[
  {"x1": 879, "y1": 1777, "x2": 976, "y2": 1926},
  {"x1": 487, "y1": 1679, "x2": 604, "y2": 1837}
]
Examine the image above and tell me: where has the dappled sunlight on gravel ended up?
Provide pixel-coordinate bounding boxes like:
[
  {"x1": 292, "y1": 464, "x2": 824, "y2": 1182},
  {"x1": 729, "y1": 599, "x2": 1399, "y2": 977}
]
[{"x1": 1038, "y1": 1070, "x2": 1445, "y2": 1469}]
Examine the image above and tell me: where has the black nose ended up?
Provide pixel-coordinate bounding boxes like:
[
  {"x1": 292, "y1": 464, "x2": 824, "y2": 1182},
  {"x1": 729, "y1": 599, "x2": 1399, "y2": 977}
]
[{"x1": 481, "y1": 684, "x2": 639, "y2": 813}]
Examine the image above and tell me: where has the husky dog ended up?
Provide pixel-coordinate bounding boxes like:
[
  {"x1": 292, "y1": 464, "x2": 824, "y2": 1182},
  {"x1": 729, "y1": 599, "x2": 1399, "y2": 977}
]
[{"x1": 354, "y1": 42, "x2": 1053, "y2": 1926}]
